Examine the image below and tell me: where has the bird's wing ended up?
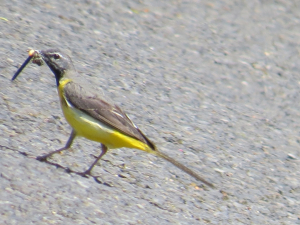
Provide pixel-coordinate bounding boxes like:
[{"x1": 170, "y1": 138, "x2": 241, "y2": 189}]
[{"x1": 63, "y1": 81, "x2": 156, "y2": 150}]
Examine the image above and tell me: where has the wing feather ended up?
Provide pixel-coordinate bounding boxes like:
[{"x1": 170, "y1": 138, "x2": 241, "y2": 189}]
[{"x1": 63, "y1": 81, "x2": 156, "y2": 150}]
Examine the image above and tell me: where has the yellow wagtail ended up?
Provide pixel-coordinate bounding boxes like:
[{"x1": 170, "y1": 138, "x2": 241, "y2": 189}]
[{"x1": 12, "y1": 49, "x2": 214, "y2": 188}]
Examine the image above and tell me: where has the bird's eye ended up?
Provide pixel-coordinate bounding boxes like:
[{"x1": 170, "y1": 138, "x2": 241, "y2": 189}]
[{"x1": 53, "y1": 54, "x2": 60, "y2": 59}]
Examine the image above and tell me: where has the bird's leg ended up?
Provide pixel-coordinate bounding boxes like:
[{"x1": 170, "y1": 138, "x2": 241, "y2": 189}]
[
  {"x1": 79, "y1": 144, "x2": 108, "y2": 177},
  {"x1": 36, "y1": 129, "x2": 76, "y2": 161}
]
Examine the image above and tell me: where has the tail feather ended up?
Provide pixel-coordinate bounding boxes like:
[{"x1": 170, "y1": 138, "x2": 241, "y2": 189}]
[{"x1": 154, "y1": 150, "x2": 214, "y2": 188}]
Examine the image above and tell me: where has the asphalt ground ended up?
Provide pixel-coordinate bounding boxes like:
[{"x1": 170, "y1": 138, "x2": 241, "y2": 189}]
[{"x1": 1, "y1": 0, "x2": 300, "y2": 224}]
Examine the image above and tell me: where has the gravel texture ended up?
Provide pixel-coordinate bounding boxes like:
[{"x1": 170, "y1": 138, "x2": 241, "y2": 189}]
[{"x1": 1, "y1": 0, "x2": 300, "y2": 224}]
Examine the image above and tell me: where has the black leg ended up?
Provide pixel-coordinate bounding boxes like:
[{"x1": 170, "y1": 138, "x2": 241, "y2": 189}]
[
  {"x1": 80, "y1": 144, "x2": 108, "y2": 176},
  {"x1": 36, "y1": 129, "x2": 76, "y2": 161}
]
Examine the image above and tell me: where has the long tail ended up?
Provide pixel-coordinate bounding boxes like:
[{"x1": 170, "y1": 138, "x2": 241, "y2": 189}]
[{"x1": 154, "y1": 150, "x2": 214, "y2": 188}]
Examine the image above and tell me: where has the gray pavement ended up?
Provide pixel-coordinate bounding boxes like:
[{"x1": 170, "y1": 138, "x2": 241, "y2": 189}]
[{"x1": 1, "y1": 0, "x2": 300, "y2": 224}]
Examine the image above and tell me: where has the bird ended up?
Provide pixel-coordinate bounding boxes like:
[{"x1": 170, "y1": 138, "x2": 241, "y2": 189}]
[{"x1": 12, "y1": 49, "x2": 214, "y2": 188}]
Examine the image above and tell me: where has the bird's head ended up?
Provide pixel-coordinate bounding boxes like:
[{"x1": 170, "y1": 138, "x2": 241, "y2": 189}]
[{"x1": 37, "y1": 49, "x2": 72, "y2": 85}]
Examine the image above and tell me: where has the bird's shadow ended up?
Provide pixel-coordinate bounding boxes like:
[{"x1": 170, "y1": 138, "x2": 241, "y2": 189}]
[
  {"x1": 18, "y1": 149, "x2": 114, "y2": 187},
  {"x1": 39, "y1": 159, "x2": 107, "y2": 184}
]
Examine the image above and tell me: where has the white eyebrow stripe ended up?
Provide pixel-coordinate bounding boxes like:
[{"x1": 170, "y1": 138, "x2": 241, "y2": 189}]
[{"x1": 50, "y1": 52, "x2": 63, "y2": 58}]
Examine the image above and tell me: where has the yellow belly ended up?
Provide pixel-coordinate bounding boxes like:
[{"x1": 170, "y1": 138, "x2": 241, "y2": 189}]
[
  {"x1": 62, "y1": 103, "x2": 150, "y2": 150},
  {"x1": 58, "y1": 81, "x2": 150, "y2": 151}
]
